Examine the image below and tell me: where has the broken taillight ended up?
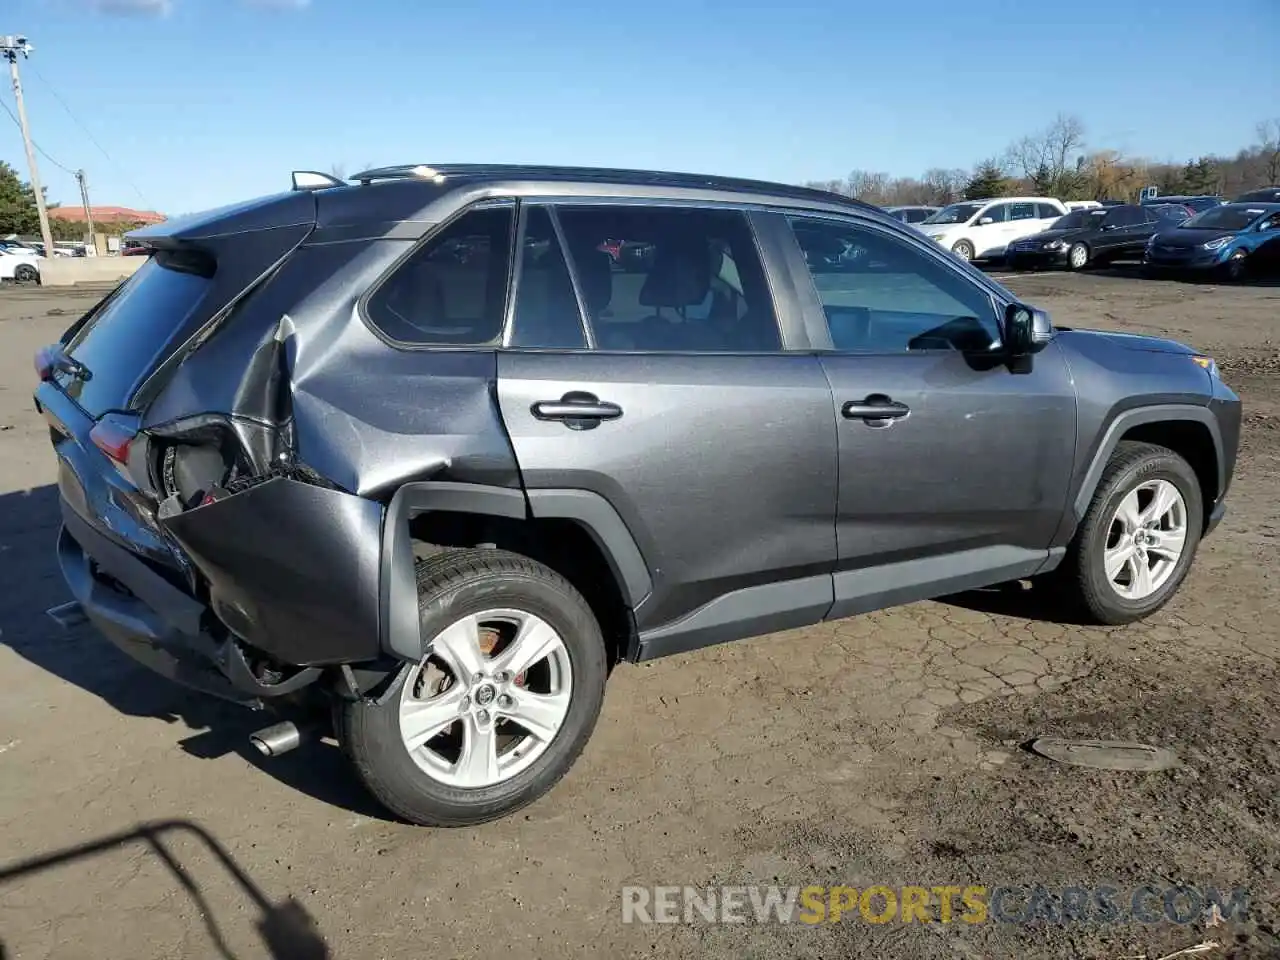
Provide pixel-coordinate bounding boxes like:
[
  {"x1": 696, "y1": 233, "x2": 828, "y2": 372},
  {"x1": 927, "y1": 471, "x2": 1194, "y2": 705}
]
[{"x1": 89, "y1": 415, "x2": 139, "y2": 465}]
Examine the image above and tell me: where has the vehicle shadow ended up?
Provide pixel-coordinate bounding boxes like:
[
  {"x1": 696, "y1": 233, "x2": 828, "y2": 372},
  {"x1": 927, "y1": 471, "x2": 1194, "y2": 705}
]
[
  {"x1": 938, "y1": 578, "x2": 1097, "y2": 626},
  {"x1": 0, "y1": 484, "x2": 389, "y2": 821},
  {"x1": 0, "y1": 819, "x2": 328, "y2": 959}
]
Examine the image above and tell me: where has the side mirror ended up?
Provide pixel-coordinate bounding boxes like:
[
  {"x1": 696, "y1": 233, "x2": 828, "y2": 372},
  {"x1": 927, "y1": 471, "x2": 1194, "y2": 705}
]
[
  {"x1": 1004, "y1": 302, "x2": 1054, "y2": 355},
  {"x1": 978, "y1": 216, "x2": 995, "y2": 226}
]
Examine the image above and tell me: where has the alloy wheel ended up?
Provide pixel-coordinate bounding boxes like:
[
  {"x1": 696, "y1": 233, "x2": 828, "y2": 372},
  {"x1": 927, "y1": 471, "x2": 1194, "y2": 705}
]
[
  {"x1": 1103, "y1": 479, "x2": 1188, "y2": 601},
  {"x1": 398, "y1": 608, "x2": 573, "y2": 788}
]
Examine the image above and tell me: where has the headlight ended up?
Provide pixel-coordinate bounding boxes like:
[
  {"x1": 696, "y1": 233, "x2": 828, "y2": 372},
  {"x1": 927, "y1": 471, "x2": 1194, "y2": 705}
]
[
  {"x1": 1191, "y1": 355, "x2": 1219, "y2": 379},
  {"x1": 1044, "y1": 239, "x2": 1065, "y2": 250},
  {"x1": 1203, "y1": 236, "x2": 1232, "y2": 251}
]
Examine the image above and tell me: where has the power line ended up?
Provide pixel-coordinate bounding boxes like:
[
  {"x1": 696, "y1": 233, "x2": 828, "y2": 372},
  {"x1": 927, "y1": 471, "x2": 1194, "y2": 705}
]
[
  {"x1": 27, "y1": 63, "x2": 154, "y2": 209},
  {"x1": 0, "y1": 92, "x2": 77, "y2": 175}
]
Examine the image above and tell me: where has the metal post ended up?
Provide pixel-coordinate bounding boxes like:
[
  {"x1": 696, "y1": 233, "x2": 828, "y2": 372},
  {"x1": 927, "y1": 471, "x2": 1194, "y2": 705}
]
[
  {"x1": 2, "y1": 36, "x2": 54, "y2": 258},
  {"x1": 76, "y1": 168, "x2": 95, "y2": 253}
]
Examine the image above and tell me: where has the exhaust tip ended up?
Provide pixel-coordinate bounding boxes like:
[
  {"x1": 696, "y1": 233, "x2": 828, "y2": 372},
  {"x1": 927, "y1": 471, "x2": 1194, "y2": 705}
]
[
  {"x1": 249, "y1": 721, "x2": 302, "y2": 758},
  {"x1": 46, "y1": 601, "x2": 88, "y2": 629}
]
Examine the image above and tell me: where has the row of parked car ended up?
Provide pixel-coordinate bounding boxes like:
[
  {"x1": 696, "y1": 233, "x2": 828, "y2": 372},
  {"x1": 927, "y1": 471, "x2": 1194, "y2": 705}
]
[{"x1": 882, "y1": 186, "x2": 1280, "y2": 280}]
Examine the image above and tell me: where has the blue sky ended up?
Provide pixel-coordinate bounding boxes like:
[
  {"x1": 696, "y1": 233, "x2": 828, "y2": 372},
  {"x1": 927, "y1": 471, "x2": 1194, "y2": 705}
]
[{"x1": 4, "y1": 0, "x2": 1279, "y2": 215}]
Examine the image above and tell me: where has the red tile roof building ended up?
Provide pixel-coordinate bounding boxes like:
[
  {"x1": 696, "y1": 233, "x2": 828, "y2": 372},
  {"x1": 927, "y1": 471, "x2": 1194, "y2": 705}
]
[{"x1": 49, "y1": 205, "x2": 166, "y2": 224}]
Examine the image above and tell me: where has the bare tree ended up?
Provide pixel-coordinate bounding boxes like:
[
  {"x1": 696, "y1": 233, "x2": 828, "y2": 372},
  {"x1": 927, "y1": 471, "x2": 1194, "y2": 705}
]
[
  {"x1": 921, "y1": 168, "x2": 968, "y2": 205},
  {"x1": 845, "y1": 170, "x2": 891, "y2": 204},
  {"x1": 1006, "y1": 113, "x2": 1087, "y2": 194},
  {"x1": 328, "y1": 163, "x2": 348, "y2": 180},
  {"x1": 1257, "y1": 119, "x2": 1280, "y2": 185}
]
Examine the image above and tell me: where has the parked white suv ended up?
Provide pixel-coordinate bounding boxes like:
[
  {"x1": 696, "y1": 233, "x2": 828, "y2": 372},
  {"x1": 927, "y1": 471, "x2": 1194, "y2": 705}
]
[{"x1": 919, "y1": 197, "x2": 1068, "y2": 261}]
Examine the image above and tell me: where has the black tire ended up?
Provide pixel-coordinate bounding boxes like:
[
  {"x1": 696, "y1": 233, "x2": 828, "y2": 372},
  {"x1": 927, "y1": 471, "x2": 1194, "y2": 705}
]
[
  {"x1": 951, "y1": 240, "x2": 975, "y2": 262},
  {"x1": 339, "y1": 549, "x2": 607, "y2": 827},
  {"x1": 1057, "y1": 441, "x2": 1203, "y2": 625},
  {"x1": 14, "y1": 264, "x2": 39, "y2": 284},
  {"x1": 1067, "y1": 242, "x2": 1090, "y2": 271},
  {"x1": 1223, "y1": 249, "x2": 1247, "y2": 282}
]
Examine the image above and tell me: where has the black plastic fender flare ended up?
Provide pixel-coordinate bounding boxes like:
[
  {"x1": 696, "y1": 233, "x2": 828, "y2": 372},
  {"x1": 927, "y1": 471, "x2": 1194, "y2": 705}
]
[
  {"x1": 1055, "y1": 403, "x2": 1224, "y2": 546},
  {"x1": 380, "y1": 482, "x2": 652, "y2": 661}
]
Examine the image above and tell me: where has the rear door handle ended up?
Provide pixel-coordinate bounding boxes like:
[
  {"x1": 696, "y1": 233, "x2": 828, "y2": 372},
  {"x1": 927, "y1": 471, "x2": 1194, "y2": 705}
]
[
  {"x1": 531, "y1": 391, "x2": 623, "y2": 429},
  {"x1": 842, "y1": 396, "x2": 910, "y2": 422}
]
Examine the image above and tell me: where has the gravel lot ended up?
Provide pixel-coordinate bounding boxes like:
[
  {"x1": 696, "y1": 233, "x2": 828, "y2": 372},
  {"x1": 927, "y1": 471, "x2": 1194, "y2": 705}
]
[{"x1": 1, "y1": 271, "x2": 1278, "y2": 960}]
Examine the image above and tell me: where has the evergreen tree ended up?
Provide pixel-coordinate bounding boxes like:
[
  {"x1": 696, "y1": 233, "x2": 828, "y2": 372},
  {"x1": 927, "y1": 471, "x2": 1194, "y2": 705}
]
[
  {"x1": 1181, "y1": 157, "x2": 1220, "y2": 195},
  {"x1": 0, "y1": 161, "x2": 42, "y2": 235},
  {"x1": 964, "y1": 160, "x2": 1009, "y2": 200}
]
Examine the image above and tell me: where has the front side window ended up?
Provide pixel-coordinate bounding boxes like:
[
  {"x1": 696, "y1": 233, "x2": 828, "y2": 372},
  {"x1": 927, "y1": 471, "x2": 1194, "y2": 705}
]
[
  {"x1": 788, "y1": 216, "x2": 1001, "y2": 354},
  {"x1": 555, "y1": 205, "x2": 781, "y2": 352},
  {"x1": 1036, "y1": 203, "x2": 1061, "y2": 220},
  {"x1": 364, "y1": 205, "x2": 514, "y2": 345},
  {"x1": 979, "y1": 204, "x2": 1010, "y2": 224}
]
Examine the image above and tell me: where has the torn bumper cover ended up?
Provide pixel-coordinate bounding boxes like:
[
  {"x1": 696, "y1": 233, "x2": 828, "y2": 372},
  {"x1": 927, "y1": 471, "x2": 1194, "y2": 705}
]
[{"x1": 57, "y1": 476, "x2": 384, "y2": 704}]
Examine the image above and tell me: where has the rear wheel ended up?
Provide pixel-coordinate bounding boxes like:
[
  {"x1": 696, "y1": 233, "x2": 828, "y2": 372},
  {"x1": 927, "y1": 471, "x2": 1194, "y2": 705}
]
[
  {"x1": 339, "y1": 549, "x2": 607, "y2": 826},
  {"x1": 13, "y1": 264, "x2": 38, "y2": 284},
  {"x1": 1057, "y1": 441, "x2": 1202, "y2": 625},
  {"x1": 1067, "y1": 242, "x2": 1090, "y2": 270},
  {"x1": 951, "y1": 240, "x2": 975, "y2": 262}
]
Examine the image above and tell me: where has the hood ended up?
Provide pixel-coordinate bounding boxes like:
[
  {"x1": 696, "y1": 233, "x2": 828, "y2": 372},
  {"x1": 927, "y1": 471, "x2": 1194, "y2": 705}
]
[
  {"x1": 1060, "y1": 328, "x2": 1197, "y2": 355},
  {"x1": 1155, "y1": 228, "x2": 1234, "y2": 249},
  {"x1": 918, "y1": 222, "x2": 961, "y2": 236}
]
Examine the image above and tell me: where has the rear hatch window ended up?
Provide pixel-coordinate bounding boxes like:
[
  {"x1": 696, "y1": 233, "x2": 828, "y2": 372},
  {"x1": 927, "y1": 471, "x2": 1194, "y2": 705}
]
[{"x1": 56, "y1": 252, "x2": 217, "y2": 417}]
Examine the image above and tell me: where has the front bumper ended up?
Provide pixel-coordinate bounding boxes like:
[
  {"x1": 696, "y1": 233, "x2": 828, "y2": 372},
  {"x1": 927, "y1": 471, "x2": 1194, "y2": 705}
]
[
  {"x1": 1007, "y1": 248, "x2": 1068, "y2": 268},
  {"x1": 1144, "y1": 249, "x2": 1226, "y2": 270}
]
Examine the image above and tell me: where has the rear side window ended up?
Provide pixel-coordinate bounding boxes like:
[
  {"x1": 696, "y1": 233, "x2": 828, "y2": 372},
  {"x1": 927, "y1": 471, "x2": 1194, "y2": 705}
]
[
  {"x1": 509, "y1": 207, "x2": 588, "y2": 349},
  {"x1": 555, "y1": 205, "x2": 781, "y2": 353},
  {"x1": 364, "y1": 204, "x2": 514, "y2": 346},
  {"x1": 1009, "y1": 202, "x2": 1037, "y2": 221}
]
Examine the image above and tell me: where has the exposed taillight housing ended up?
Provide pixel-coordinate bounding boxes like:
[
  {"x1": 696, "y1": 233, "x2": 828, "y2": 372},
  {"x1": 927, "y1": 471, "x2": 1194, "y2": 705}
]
[
  {"x1": 34, "y1": 345, "x2": 56, "y2": 382},
  {"x1": 89, "y1": 414, "x2": 140, "y2": 466}
]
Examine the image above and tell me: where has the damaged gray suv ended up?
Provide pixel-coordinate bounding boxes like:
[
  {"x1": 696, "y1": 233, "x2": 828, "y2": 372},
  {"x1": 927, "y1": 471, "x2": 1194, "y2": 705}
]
[{"x1": 36, "y1": 164, "x2": 1241, "y2": 826}]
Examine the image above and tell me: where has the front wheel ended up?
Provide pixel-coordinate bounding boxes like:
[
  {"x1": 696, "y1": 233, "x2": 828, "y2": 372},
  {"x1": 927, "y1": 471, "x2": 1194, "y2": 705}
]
[
  {"x1": 13, "y1": 264, "x2": 39, "y2": 284},
  {"x1": 1223, "y1": 249, "x2": 1247, "y2": 281},
  {"x1": 951, "y1": 240, "x2": 975, "y2": 262},
  {"x1": 1067, "y1": 242, "x2": 1090, "y2": 271},
  {"x1": 1056, "y1": 441, "x2": 1203, "y2": 625},
  {"x1": 339, "y1": 549, "x2": 607, "y2": 826}
]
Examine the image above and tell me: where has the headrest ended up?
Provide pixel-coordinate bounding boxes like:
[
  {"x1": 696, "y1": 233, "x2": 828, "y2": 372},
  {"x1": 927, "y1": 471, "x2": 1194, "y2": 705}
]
[{"x1": 639, "y1": 238, "x2": 711, "y2": 308}]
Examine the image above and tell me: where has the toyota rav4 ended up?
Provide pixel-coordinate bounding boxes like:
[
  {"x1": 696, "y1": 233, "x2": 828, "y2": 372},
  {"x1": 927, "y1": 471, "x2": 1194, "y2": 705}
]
[{"x1": 35, "y1": 164, "x2": 1241, "y2": 826}]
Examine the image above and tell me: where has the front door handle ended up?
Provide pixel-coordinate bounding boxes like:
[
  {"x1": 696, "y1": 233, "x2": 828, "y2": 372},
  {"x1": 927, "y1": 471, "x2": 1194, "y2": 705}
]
[
  {"x1": 531, "y1": 391, "x2": 623, "y2": 429},
  {"x1": 842, "y1": 396, "x2": 910, "y2": 422}
]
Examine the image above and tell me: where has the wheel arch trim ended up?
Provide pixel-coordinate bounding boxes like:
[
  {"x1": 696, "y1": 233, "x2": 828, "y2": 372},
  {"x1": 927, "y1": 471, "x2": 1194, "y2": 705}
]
[
  {"x1": 1062, "y1": 404, "x2": 1223, "y2": 540},
  {"x1": 380, "y1": 482, "x2": 651, "y2": 661}
]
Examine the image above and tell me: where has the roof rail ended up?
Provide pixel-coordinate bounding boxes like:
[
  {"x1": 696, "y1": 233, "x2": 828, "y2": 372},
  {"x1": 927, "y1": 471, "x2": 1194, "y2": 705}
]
[{"x1": 351, "y1": 165, "x2": 446, "y2": 185}]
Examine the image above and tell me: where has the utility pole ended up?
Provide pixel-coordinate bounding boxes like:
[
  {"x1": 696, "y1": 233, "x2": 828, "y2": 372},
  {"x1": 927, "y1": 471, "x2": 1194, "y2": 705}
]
[
  {"x1": 76, "y1": 168, "x2": 95, "y2": 253},
  {"x1": 2, "y1": 35, "x2": 55, "y2": 258}
]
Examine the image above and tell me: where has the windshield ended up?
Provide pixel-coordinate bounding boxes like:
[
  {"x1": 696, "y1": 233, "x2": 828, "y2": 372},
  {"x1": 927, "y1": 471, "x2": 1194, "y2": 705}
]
[
  {"x1": 1180, "y1": 207, "x2": 1267, "y2": 231},
  {"x1": 922, "y1": 202, "x2": 982, "y2": 225},
  {"x1": 1050, "y1": 210, "x2": 1107, "y2": 230}
]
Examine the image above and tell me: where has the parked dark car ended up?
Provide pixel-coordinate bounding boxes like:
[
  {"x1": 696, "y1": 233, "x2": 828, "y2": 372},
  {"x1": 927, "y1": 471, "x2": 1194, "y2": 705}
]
[
  {"x1": 1235, "y1": 187, "x2": 1280, "y2": 203},
  {"x1": 1145, "y1": 202, "x2": 1195, "y2": 223},
  {"x1": 35, "y1": 163, "x2": 1241, "y2": 827},
  {"x1": 884, "y1": 205, "x2": 939, "y2": 225},
  {"x1": 1144, "y1": 202, "x2": 1280, "y2": 280},
  {"x1": 1006, "y1": 203, "x2": 1173, "y2": 270},
  {"x1": 1141, "y1": 194, "x2": 1224, "y2": 214}
]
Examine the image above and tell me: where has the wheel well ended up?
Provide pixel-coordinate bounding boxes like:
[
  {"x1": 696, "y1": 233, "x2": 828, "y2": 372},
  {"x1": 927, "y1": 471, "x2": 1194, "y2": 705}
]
[
  {"x1": 1120, "y1": 420, "x2": 1218, "y2": 527},
  {"x1": 407, "y1": 511, "x2": 634, "y2": 666}
]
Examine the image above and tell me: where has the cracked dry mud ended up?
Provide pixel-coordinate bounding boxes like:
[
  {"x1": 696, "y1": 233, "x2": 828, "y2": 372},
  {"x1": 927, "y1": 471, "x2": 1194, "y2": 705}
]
[{"x1": 1, "y1": 272, "x2": 1278, "y2": 960}]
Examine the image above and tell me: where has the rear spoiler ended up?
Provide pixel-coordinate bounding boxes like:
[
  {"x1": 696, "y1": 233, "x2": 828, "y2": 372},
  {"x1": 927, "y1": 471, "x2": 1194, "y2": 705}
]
[{"x1": 291, "y1": 171, "x2": 346, "y2": 191}]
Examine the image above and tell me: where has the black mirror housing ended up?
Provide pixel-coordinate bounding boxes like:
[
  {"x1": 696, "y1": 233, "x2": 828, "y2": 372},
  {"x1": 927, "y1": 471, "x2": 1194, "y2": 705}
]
[{"x1": 1004, "y1": 303, "x2": 1054, "y2": 356}]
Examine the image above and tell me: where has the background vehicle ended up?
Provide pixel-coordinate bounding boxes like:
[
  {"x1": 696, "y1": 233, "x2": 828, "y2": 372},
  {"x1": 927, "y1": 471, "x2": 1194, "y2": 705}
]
[
  {"x1": 919, "y1": 197, "x2": 1068, "y2": 261},
  {"x1": 1007, "y1": 204, "x2": 1173, "y2": 270},
  {"x1": 36, "y1": 164, "x2": 1239, "y2": 828},
  {"x1": 0, "y1": 248, "x2": 42, "y2": 283},
  {"x1": 1145, "y1": 202, "x2": 1280, "y2": 280},
  {"x1": 1064, "y1": 200, "x2": 1102, "y2": 211},
  {"x1": 1141, "y1": 194, "x2": 1225, "y2": 214},
  {"x1": 1145, "y1": 201, "x2": 1195, "y2": 223},
  {"x1": 1235, "y1": 187, "x2": 1280, "y2": 203},
  {"x1": 120, "y1": 239, "x2": 152, "y2": 257},
  {"x1": 884, "y1": 205, "x2": 939, "y2": 225}
]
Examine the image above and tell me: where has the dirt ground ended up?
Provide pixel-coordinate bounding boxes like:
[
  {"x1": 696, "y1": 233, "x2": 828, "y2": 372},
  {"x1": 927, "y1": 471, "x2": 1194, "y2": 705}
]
[{"x1": 1, "y1": 270, "x2": 1278, "y2": 960}]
